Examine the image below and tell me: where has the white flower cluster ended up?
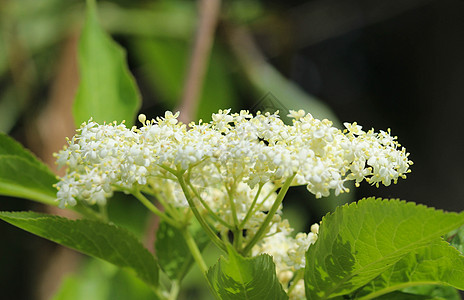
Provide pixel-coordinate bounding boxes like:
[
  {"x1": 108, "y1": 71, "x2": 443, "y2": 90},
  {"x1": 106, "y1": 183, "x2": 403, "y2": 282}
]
[
  {"x1": 54, "y1": 109, "x2": 412, "y2": 299},
  {"x1": 55, "y1": 109, "x2": 412, "y2": 208}
]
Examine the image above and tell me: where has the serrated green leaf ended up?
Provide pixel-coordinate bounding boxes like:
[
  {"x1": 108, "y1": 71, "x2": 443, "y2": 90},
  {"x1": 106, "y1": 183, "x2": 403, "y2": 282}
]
[
  {"x1": 207, "y1": 246, "x2": 288, "y2": 300},
  {"x1": 155, "y1": 220, "x2": 209, "y2": 281},
  {"x1": 73, "y1": 0, "x2": 141, "y2": 128},
  {"x1": 304, "y1": 198, "x2": 464, "y2": 299},
  {"x1": 0, "y1": 211, "x2": 158, "y2": 287},
  {"x1": 0, "y1": 133, "x2": 57, "y2": 205},
  {"x1": 354, "y1": 240, "x2": 464, "y2": 299}
]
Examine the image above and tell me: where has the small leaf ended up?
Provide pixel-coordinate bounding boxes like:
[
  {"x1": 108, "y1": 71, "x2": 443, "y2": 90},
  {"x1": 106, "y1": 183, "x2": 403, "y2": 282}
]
[
  {"x1": 0, "y1": 211, "x2": 158, "y2": 287},
  {"x1": 355, "y1": 240, "x2": 464, "y2": 299},
  {"x1": 304, "y1": 198, "x2": 464, "y2": 299},
  {"x1": 207, "y1": 246, "x2": 288, "y2": 300},
  {"x1": 155, "y1": 220, "x2": 209, "y2": 280},
  {"x1": 73, "y1": 0, "x2": 141, "y2": 128},
  {"x1": 0, "y1": 133, "x2": 57, "y2": 205}
]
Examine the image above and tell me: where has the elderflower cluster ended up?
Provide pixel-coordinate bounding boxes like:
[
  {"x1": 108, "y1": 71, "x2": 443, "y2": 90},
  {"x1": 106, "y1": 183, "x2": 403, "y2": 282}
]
[
  {"x1": 54, "y1": 109, "x2": 412, "y2": 299},
  {"x1": 55, "y1": 109, "x2": 412, "y2": 208}
]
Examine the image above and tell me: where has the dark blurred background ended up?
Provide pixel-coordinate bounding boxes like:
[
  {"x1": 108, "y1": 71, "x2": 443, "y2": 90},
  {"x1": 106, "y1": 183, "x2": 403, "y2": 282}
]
[{"x1": 1, "y1": 0, "x2": 463, "y2": 299}]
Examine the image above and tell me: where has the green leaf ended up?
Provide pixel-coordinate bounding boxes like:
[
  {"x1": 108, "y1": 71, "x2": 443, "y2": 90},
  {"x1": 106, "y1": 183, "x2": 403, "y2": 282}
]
[
  {"x1": 73, "y1": 0, "x2": 141, "y2": 128},
  {"x1": 354, "y1": 240, "x2": 464, "y2": 299},
  {"x1": 0, "y1": 132, "x2": 50, "y2": 170},
  {"x1": 207, "y1": 246, "x2": 288, "y2": 300},
  {"x1": 304, "y1": 198, "x2": 464, "y2": 299},
  {"x1": 131, "y1": 38, "x2": 237, "y2": 121},
  {"x1": 0, "y1": 211, "x2": 158, "y2": 287},
  {"x1": 155, "y1": 220, "x2": 209, "y2": 280},
  {"x1": 0, "y1": 133, "x2": 57, "y2": 205}
]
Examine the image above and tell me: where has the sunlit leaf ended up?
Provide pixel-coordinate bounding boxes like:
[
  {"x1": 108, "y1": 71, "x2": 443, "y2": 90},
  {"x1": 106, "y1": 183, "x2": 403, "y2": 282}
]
[
  {"x1": 355, "y1": 240, "x2": 464, "y2": 299},
  {"x1": 305, "y1": 198, "x2": 464, "y2": 299},
  {"x1": 73, "y1": 0, "x2": 141, "y2": 127}
]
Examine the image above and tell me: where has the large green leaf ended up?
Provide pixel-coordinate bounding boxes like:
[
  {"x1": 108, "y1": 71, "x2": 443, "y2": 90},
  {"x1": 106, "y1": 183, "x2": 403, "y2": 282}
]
[
  {"x1": 0, "y1": 133, "x2": 57, "y2": 205},
  {"x1": 73, "y1": 0, "x2": 141, "y2": 128},
  {"x1": 155, "y1": 220, "x2": 209, "y2": 280},
  {"x1": 354, "y1": 240, "x2": 464, "y2": 299},
  {"x1": 304, "y1": 198, "x2": 464, "y2": 299},
  {"x1": 0, "y1": 211, "x2": 158, "y2": 287},
  {"x1": 207, "y1": 246, "x2": 288, "y2": 300}
]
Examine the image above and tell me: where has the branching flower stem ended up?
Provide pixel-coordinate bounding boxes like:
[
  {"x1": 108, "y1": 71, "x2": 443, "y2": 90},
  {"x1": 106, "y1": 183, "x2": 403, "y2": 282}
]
[
  {"x1": 176, "y1": 172, "x2": 227, "y2": 253},
  {"x1": 133, "y1": 190, "x2": 179, "y2": 228},
  {"x1": 142, "y1": 186, "x2": 184, "y2": 222},
  {"x1": 187, "y1": 181, "x2": 232, "y2": 229},
  {"x1": 239, "y1": 183, "x2": 264, "y2": 229},
  {"x1": 241, "y1": 174, "x2": 296, "y2": 255},
  {"x1": 227, "y1": 183, "x2": 240, "y2": 228}
]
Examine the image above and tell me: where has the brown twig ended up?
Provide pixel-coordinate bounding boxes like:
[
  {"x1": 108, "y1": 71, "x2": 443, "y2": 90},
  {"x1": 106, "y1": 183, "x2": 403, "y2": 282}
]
[{"x1": 177, "y1": 0, "x2": 221, "y2": 123}]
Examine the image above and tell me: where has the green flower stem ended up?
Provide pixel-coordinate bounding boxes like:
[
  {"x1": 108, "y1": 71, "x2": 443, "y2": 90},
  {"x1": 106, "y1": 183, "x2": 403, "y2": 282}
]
[
  {"x1": 143, "y1": 186, "x2": 183, "y2": 222},
  {"x1": 239, "y1": 183, "x2": 264, "y2": 229},
  {"x1": 241, "y1": 174, "x2": 296, "y2": 255},
  {"x1": 248, "y1": 184, "x2": 279, "y2": 221},
  {"x1": 181, "y1": 227, "x2": 208, "y2": 272},
  {"x1": 227, "y1": 183, "x2": 240, "y2": 228},
  {"x1": 187, "y1": 181, "x2": 232, "y2": 229},
  {"x1": 133, "y1": 190, "x2": 179, "y2": 228},
  {"x1": 176, "y1": 173, "x2": 227, "y2": 252},
  {"x1": 168, "y1": 279, "x2": 180, "y2": 300},
  {"x1": 181, "y1": 226, "x2": 220, "y2": 300},
  {"x1": 287, "y1": 269, "x2": 304, "y2": 295},
  {"x1": 98, "y1": 203, "x2": 108, "y2": 222}
]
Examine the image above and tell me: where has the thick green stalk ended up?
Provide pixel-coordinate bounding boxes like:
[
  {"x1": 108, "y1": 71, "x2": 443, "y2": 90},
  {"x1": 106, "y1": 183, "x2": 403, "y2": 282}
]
[{"x1": 181, "y1": 228, "x2": 207, "y2": 273}]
